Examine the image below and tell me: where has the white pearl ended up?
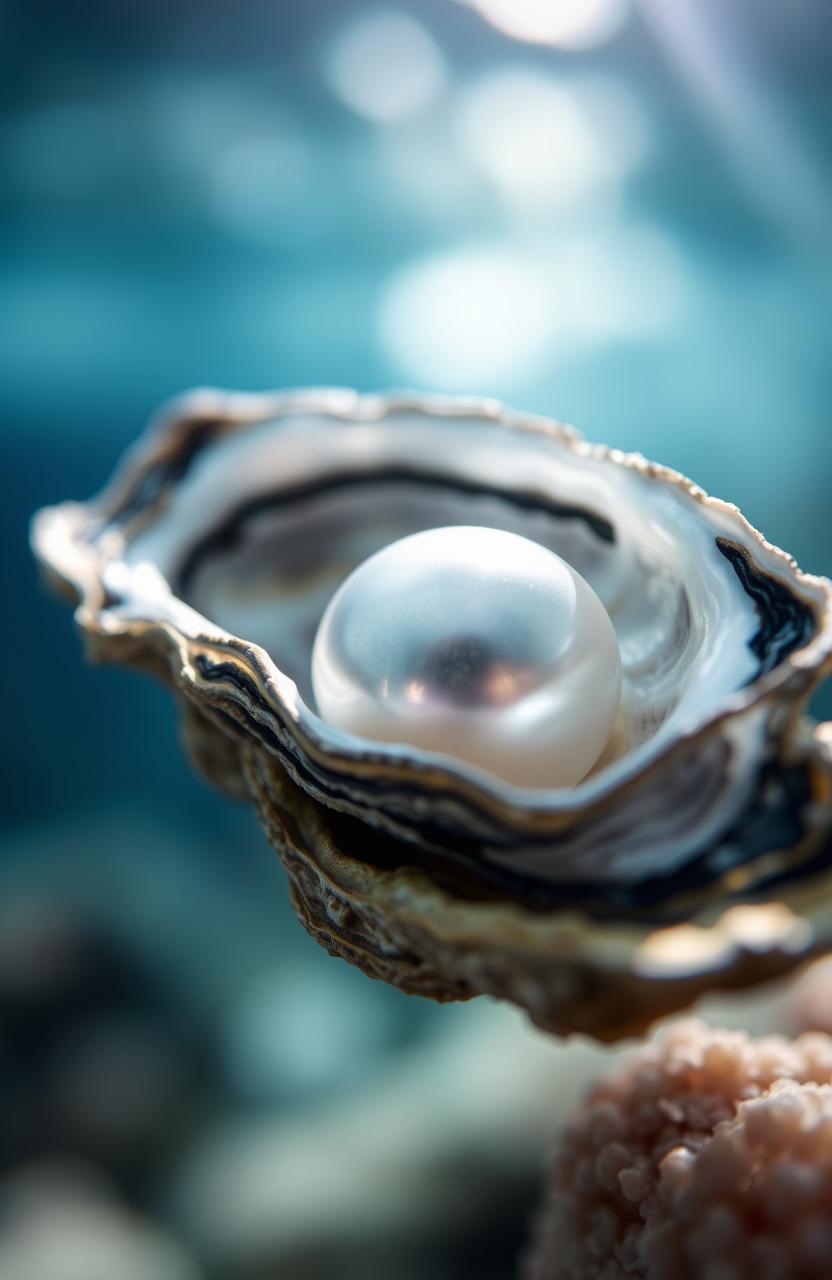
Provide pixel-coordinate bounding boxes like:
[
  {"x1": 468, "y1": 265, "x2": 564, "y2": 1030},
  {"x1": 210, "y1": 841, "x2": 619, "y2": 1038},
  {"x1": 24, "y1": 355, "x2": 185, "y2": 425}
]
[{"x1": 311, "y1": 526, "x2": 621, "y2": 789}]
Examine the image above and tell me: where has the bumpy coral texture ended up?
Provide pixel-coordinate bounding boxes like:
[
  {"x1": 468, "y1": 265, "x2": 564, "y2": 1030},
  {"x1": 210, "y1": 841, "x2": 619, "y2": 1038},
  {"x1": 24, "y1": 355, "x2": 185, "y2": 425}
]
[{"x1": 528, "y1": 1019, "x2": 832, "y2": 1280}]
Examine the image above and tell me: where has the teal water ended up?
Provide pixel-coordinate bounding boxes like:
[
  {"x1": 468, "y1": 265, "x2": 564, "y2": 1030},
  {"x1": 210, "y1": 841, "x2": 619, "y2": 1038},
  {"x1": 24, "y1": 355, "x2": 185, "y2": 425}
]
[{"x1": 2, "y1": 2, "x2": 831, "y2": 1275}]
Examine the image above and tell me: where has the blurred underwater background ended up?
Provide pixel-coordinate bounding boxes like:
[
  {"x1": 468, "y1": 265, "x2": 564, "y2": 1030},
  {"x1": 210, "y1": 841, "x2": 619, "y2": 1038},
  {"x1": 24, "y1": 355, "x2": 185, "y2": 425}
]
[{"x1": 2, "y1": 0, "x2": 832, "y2": 1275}]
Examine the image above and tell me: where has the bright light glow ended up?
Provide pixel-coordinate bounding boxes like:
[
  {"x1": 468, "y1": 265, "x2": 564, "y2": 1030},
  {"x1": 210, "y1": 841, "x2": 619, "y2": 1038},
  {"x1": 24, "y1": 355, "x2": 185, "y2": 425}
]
[
  {"x1": 378, "y1": 249, "x2": 553, "y2": 387},
  {"x1": 635, "y1": 904, "x2": 811, "y2": 978},
  {"x1": 455, "y1": 70, "x2": 650, "y2": 210},
  {"x1": 325, "y1": 11, "x2": 447, "y2": 122},
  {"x1": 460, "y1": 0, "x2": 629, "y2": 49},
  {"x1": 377, "y1": 229, "x2": 688, "y2": 387}
]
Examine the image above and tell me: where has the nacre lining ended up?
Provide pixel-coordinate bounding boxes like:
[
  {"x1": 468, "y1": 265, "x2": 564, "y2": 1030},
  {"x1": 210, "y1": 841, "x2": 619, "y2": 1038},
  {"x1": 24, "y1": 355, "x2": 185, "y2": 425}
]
[
  {"x1": 311, "y1": 526, "x2": 622, "y2": 789},
  {"x1": 131, "y1": 411, "x2": 760, "y2": 768},
  {"x1": 32, "y1": 390, "x2": 832, "y2": 1039}
]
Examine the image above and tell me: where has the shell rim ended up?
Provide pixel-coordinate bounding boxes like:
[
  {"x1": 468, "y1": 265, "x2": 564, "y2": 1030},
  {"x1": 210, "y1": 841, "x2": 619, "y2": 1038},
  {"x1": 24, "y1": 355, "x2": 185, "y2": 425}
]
[{"x1": 31, "y1": 387, "x2": 832, "y2": 821}]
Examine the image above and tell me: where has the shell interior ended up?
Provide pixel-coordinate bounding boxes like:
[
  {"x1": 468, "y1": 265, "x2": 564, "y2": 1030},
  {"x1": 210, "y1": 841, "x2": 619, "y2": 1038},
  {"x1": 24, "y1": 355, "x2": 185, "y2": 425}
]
[
  {"x1": 42, "y1": 394, "x2": 829, "y2": 908},
  {"x1": 120, "y1": 409, "x2": 815, "y2": 786}
]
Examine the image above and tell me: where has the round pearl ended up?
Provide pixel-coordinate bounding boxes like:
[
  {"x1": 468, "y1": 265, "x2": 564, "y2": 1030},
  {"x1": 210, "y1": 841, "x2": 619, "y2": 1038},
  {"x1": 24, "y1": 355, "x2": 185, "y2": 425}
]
[{"x1": 311, "y1": 526, "x2": 621, "y2": 789}]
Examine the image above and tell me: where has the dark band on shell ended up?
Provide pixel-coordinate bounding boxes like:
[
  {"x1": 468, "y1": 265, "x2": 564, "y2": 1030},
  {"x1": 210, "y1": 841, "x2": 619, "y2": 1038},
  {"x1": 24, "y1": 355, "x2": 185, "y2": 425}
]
[{"x1": 716, "y1": 537, "x2": 817, "y2": 676}]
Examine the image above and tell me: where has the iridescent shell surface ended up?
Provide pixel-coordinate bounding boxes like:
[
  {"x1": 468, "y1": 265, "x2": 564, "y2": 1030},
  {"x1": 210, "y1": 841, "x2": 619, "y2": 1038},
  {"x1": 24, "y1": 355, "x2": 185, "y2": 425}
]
[{"x1": 32, "y1": 389, "x2": 832, "y2": 1038}]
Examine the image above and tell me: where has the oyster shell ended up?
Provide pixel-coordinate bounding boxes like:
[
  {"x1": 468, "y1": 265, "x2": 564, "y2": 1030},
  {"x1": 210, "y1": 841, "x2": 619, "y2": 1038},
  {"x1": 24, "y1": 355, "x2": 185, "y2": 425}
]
[{"x1": 32, "y1": 389, "x2": 832, "y2": 1038}]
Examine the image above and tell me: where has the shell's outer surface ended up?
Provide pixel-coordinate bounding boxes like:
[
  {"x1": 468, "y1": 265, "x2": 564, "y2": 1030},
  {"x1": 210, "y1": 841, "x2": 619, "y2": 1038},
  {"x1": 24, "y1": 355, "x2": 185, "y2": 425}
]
[
  {"x1": 242, "y1": 737, "x2": 832, "y2": 1040},
  {"x1": 32, "y1": 389, "x2": 832, "y2": 1039}
]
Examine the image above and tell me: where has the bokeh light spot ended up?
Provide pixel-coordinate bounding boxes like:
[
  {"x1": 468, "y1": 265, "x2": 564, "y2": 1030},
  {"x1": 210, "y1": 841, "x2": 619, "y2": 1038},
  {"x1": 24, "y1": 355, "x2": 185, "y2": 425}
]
[
  {"x1": 325, "y1": 11, "x2": 447, "y2": 122},
  {"x1": 455, "y1": 70, "x2": 650, "y2": 211},
  {"x1": 378, "y1": 227, "x2": 689, "y2": 387},
  {"x1": 459, "y1": 0, "x2": 630, "y2": 49},
  {"x1": 378, "y1": 248, "x2": 553, "y2": 387}
]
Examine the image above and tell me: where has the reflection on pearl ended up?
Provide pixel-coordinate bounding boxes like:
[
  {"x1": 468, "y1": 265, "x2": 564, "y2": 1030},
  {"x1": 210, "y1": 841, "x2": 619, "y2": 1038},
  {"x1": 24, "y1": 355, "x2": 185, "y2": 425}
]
[{"x1": 311, "y1": 527, "x2": 621, "y2": 789}]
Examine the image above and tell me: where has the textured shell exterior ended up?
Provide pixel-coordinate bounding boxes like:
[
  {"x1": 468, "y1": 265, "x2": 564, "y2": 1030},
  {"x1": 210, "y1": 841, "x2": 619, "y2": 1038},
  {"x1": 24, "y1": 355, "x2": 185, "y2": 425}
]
[{"x1": 32, "y1": 389, "x2": 832, "y2": 1038}]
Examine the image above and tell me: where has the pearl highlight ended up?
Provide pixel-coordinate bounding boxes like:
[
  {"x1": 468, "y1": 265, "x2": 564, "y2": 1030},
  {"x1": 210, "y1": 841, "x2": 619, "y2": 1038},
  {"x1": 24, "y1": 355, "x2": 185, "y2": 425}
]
[{"x1": 311, "y1": 526, "x2": 621, "y2": 789}]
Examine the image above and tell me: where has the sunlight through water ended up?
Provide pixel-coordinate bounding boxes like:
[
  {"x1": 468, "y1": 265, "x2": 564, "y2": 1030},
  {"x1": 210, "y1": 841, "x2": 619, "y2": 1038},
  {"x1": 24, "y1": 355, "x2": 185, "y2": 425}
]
[{"x1": 458, "y1": 0, "x2": 630, "y2": 49}]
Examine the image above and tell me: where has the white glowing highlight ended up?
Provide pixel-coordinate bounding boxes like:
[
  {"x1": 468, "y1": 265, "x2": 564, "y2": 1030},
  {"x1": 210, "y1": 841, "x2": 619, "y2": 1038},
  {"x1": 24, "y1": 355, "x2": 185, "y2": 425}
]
[
  {"x1": 460, "y1": 0, "x2": 629, "y2": 49},
  {"x1": 378, "y1": 249, "x2": 553, "y2": 386},
  {"x1": 455, "y1": 71, "x2": 650, "y2": 210},
  {"x1": 377, "y1": 229, "x2": 688, "y2": 387},
  {"x1": 325, "y1": 11, "x2": 447, "y2": 122}
]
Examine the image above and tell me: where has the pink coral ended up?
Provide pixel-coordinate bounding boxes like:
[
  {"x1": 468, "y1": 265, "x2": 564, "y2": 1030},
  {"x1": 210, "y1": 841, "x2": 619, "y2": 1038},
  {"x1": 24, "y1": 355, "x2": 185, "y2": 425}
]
[{"x1": 527, "y1": 1019, "x2": 832, "y2": 1280}]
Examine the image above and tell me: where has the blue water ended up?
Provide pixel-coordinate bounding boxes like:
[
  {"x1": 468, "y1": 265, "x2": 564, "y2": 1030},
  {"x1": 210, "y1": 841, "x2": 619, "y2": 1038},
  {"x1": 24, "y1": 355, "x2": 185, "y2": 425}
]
[{"x1": 2, "y1": 1, "x2": 831, "y2": 1273}]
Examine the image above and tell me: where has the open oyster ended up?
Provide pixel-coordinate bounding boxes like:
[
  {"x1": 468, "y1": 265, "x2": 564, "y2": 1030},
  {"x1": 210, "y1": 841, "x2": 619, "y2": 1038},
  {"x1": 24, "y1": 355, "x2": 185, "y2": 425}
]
[{"x1": 32, "y1": 390, "x2": 832, "y2": 1039}]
